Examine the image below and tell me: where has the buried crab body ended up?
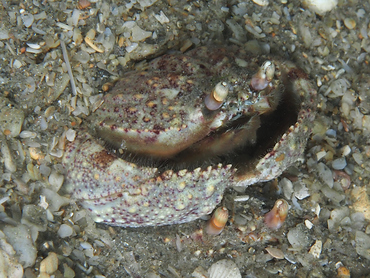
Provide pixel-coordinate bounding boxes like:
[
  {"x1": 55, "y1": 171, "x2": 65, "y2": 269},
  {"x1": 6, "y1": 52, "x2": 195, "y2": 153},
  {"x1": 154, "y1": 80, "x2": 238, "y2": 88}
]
[{"x1": 62, "y1": 46, "x2": 317, "y2": 227}]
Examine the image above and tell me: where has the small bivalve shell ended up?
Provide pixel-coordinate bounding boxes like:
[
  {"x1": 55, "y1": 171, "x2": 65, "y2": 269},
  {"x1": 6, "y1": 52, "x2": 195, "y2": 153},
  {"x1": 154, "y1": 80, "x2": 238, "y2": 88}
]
[
  {"x1": 265, "y1": 247, "x2": 285, "y2": 259},
  {"x1": 252, "y1": 0, "x2": 269, "y2": 6},
  {"x1": 344, "y1": 18, "x2": 356, "y2": 30},
  {"x1": 208, "y1": 259, "x2": 241, "y2": 278}
]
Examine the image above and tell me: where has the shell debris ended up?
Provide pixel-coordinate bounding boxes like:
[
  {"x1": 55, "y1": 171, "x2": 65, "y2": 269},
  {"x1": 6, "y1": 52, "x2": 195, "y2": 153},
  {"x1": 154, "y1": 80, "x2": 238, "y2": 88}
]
[{"x1": 208, "y1": 259, "x2": 241, "y2": 278}]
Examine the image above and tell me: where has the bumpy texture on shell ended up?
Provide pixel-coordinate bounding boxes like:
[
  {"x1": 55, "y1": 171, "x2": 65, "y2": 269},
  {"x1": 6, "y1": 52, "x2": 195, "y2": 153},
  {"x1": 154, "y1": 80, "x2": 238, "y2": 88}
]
[
  {"x1": 63, "y1": 132, "x2": 234, "y2": 227},
  {"x1": 62, "y1": 46, "x2": 317, "y2": 227}
]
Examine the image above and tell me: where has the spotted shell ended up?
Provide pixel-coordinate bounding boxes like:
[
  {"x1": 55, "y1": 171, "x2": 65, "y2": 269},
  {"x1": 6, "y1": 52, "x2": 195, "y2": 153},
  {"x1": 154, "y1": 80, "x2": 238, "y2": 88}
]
[{"x1": 62, "y1": 46, "x2": 317, "y2": 227}]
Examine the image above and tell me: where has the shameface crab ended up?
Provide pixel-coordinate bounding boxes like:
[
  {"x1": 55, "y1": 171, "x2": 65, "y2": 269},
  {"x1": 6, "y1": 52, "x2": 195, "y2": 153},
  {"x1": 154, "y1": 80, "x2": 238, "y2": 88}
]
[{"x1": 62, "y1": 46, "x2": 317, "y2": 227}]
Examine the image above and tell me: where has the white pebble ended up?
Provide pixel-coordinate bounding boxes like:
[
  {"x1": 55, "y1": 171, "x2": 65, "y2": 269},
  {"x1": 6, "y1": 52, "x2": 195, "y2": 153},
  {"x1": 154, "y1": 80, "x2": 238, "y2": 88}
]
[
  {"x1": 332, "y1": 157, "x2": 347, "y2": 170},
  {"x1": 19, "y1": 131, "x2": 37, "y2": 139},
  {"x1": 316, "y1": 150, "x2": 327, "y2": 161},
  {"x1": 252, "y1": 0, "x2": 269, "y2": 6},
  {"x1": 0, "y1": 249, "x2": 23, "y2": 278},
  {"x1": 137, "y1": 0, "x2": 158, "y2": 9},
  {"x1": 1, "y1": 141, "x2": 16, "y2": 173},
  {"x1": 41, "y1": 188, "x2": 70, "y2": 212},
  {"x1": 352, "y1": 152, "x2": 363, "y2": 166},
  {"x1": 325, "y1": 129, "x2": 337, "y2": 138},
  {"x1": 287, "y1": 225, "x2": 309, "y2": 249},
  {"x1": 154, "y1": 11, "x2": 169, "y2": 24},
  {"x1": 48, "y1": 170, "x2": 64, "y2": 192},
  {"x1": 3, "y1": 225, "x2": 37, "y2": 268},
  {"x1": 303, "y1": 0, "x2": 338, "y2": 15},
  {"x1": 39, "y1": 164, "x2": 51, "y2": 176},
  {"x1": 71, "y1": 9, "x2": 80, "y2": 26},
  {"x1": 355, "y1": 231, "x2": 370, "y2": 260},
  {"x1": 294, "y1": 182, "x2": 310, "y2": 200},
  {"x1": 12, "y1": 59, "x2": 22, "y2": 68},
  {"x1": 305, "y1": 220, "x2": 314, "y2": 229},
  {"x1": 328, "y1": 207, "x2": 349, "y2": 232},
  {"x1": 66, "y1": 129, "x2": 76, "y2": 142},
  {"x1": 340, "y1": 145, "x2": 351, "y2": 157},
  {"x1": 280, "y1": 178, "x2": 294, "y2": 200},
  {"x1": 57, "y1": 224, "x2": 74, "y2": 238},
  {"x1": 21, "y1": 13, "x2": 34, "y2": 28},
  {"x1": 80, "y1": 242, "x2": 93, "y2": 249},
  {"x1": 0, "y1": 29, "x2": 9, "y2": 40},
  {"x1": 131, "y1": 25, "x2": 152, "y2": 42},
  {"x1": 126, "y1": 42, "x2": 138, "y2": 53},
  {"x1": 309, "y1": 240, "x2": 322, "y2": 259},
  {"x1": 34, "y1": 11, "x2": 47, "y2": 20},
  {"x1": 72, "y1": 210, "x2": 87, "y2": 222},
  {"x1": 321, "y1": 186, "x2": 345, "y2": 204},
  {"x1": 39, "y1": 117, "x2": 48, "y2": 130},
  {"x1": 74, "y1": 51, "x2": 90, "y2": 64}
]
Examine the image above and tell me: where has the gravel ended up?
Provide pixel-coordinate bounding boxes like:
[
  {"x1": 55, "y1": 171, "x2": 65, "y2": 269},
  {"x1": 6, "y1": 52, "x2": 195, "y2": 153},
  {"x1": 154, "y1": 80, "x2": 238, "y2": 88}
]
[{"x1": 0, "y1": 0, "x2": 370, "y2": 277}]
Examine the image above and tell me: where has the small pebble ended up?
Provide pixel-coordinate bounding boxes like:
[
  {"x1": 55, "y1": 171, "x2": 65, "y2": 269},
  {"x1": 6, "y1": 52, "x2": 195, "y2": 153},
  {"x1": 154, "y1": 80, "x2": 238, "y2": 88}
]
[
  {"x1": 317, "y1": 162, "x2": 334, "y2": 188},
  {"x1": 280, "y1": 178, "x2": 293, "y2": 199},
  {"x1": 39, "y1": 252, "x2": 58, "y2": 274},
  {"x1": 326, "y1": 129, "x2": 337, "y2": 138},
  {"x1": 332, "y1": 157, "x2": 347, "y2": 170},
  {"x1": 130, "y1": 25, "x2": 152, "y2": 42},
  {"x1": 304, "y1": 0, "x2": 338, "y2": 15},
  {"x1": 13, "y1": 60, "x2": 22, "y2": 68},
  {"x1": 340, "y1": 145, "x2": 351, "y2": 157},
  {"x1": 66, "y1": 129, "x2": 76, "y2": 142},
  {"x1": 0, "y1": 98, "x2": 25, "y2": 137},
  {"x1": 252, "y1": 0, "x2": 269, "y2": 6},
  {"x1": 355, "y1": 231, "x2": 370, "y2": 260},
  {"x1": 41, "y1": 188, "x2": 70, "y2": 212},
  {"x1": 1, "y1": 141, "x2": 16, "y2": 173},
  {"x1": 48, "y1": 170, "x2": 64, "y2": 192},
  {"x1": 2, "y1": 225, "x2": 37, "y2": 268},
  {"x1": 287, "y1": 224, "x2": 310, "y2": 250},
  {"x1": 316, "y1": 150, "x2": 327, "y2": 161},
  {"x1": 305, "y1": 219, "x2": 314, "y2": 229},
  {"x1": 63, "y1": 263, "x2": 76, "y2": 278},
  {"x1": 344, "y1": 18, "x2": 356, "y2": 29},
  {"x1": 352, "y1": 152, "x2": 363, "y2": 165},
  {"x1": 265, "y1": 247, "x2": 284, "y2": 259},
  {"x1": 57, "y1": 224, "x2": 74, "y2": 238},
  {"x1": 19, "y1": 131, "x2": 37, "y2": 139},
  {"x1": 21, "y1": 13, "x2": 34, "y2": 28},
  {"x1": 337, "y1": 266, "x2": 350, "y2": 278},
  {"x1": 309, "y1": 240, "x2": 322, "y2": 258},
  {"x1": 0, "y1": 249, "x2": 23, "y2": 278}
]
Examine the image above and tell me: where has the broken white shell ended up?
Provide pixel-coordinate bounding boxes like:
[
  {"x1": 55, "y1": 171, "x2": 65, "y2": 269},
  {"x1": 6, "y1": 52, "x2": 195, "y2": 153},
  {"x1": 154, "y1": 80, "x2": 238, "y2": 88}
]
[{"x1": 208, "y1": 259, "x2": 241, "y2": 278}]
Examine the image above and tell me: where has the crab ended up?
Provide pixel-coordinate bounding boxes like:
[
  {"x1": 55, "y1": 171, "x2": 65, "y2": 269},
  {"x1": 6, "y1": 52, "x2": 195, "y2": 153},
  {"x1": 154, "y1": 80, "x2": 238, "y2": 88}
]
[{"x1": 62, "y1": 46, "x2": 317, "y2": 227}]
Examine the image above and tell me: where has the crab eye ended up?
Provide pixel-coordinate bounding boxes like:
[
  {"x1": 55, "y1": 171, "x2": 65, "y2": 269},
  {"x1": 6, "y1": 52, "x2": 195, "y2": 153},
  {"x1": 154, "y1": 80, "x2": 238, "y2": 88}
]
[
  {"x1": 250, "y1": 61, "x2": 275, "y2": 91},
  {"x1": 262, "y1": 61, "x2": 275, "y2": 82},
  {"x1": 205, "y1": 81, "x2": 229, "y2": 111}
]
